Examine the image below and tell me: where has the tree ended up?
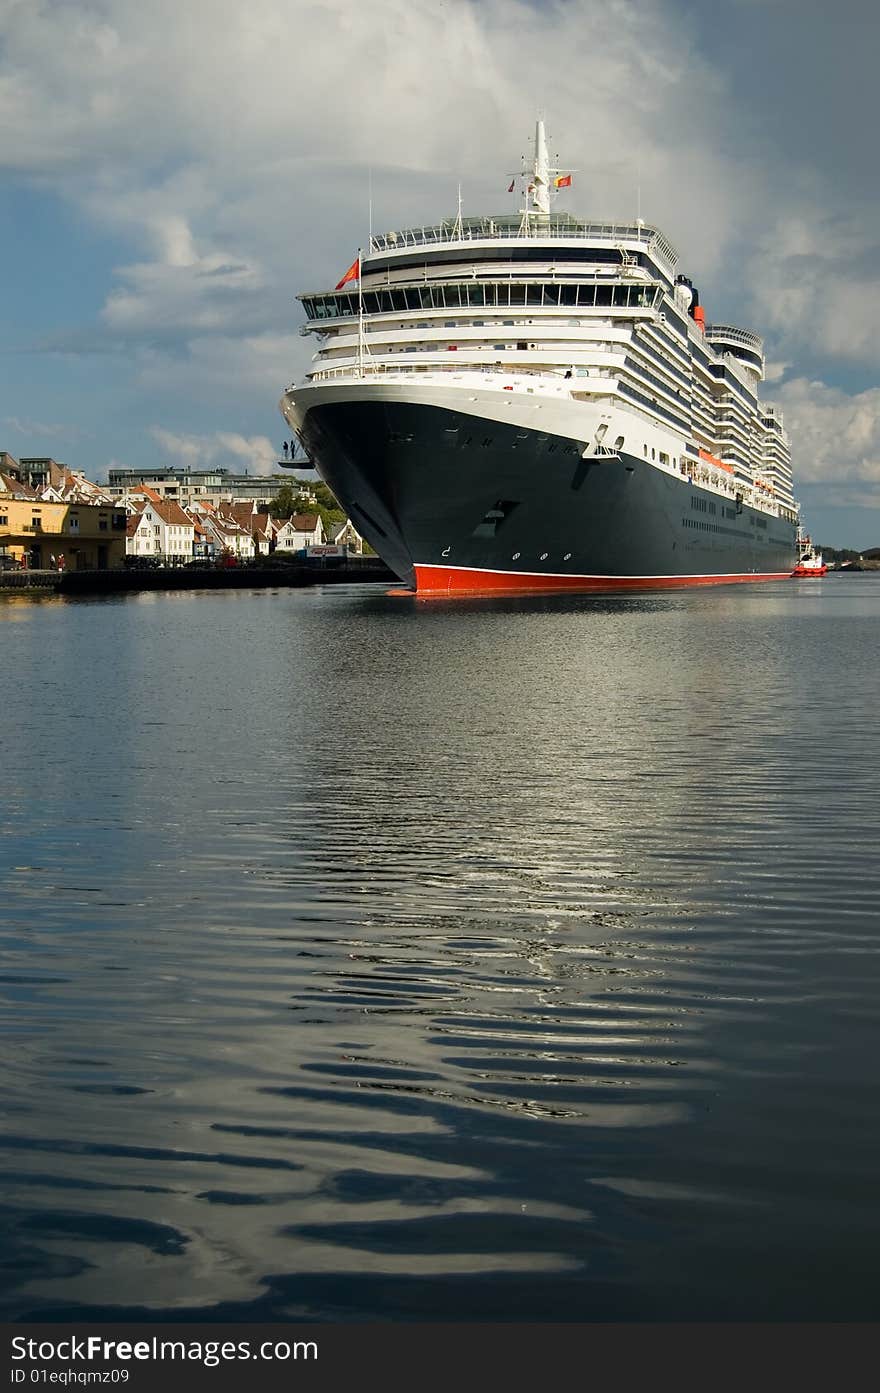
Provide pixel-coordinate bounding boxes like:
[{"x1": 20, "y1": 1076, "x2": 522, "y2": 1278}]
[{"x1": 269, "y1": 484, "x2": 298, "y2": 520}]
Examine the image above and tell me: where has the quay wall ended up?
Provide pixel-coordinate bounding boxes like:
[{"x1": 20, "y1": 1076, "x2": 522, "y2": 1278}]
[{"x1": 0, "y1": 560, "x2": 397, "y2": 596}]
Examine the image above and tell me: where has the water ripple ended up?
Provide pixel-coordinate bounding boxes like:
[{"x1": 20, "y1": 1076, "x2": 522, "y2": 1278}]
[{"x1": 1, "y1": 581, "x2": 879, "y2": 1320}]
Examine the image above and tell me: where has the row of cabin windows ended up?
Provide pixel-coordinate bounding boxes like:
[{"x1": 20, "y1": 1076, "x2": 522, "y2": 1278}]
[
  {"x1": 682, "y1": 518, "x2": 751, "y2": 537},
  {"x1": 363, "y1": 341, "x2": 610, "y2": 356},
  {"x1": 365, "y1": 319, "x2": 610, "y2": 333}
]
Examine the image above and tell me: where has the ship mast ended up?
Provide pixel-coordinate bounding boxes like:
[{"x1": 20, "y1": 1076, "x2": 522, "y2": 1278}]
[{"x1": 530, "y1": 118, "x2": 551, "y2": 219}]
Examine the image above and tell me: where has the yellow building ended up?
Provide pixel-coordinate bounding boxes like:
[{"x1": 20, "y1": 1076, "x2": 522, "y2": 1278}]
[{"x1": 0, "y1": 495, "x2": 127, "y2": 570}]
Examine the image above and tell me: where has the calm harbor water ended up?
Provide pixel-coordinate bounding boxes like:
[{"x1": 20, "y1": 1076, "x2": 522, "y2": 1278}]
[{"x1": 1, "y1": 577, "x2": 878, "y2": 1322}]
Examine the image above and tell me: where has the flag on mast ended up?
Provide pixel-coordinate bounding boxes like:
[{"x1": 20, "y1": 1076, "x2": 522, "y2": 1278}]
[
  {"x1": 554, "y1": 174, "x2": 572, "y2": 189},
  {"x1": 507, "y1": 179, "x2": 515, "y2": 193},
  {"x1": 335, "y1": 256, "x2": 360, "y2": 290}
]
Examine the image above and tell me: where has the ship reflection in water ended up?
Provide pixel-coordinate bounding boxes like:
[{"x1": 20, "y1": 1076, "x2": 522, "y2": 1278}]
[{"x1": 1, "y1": 580, "x2": 879, "y2": 1321}]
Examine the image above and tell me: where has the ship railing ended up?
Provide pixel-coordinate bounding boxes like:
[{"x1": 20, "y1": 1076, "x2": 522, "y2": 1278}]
[
  {"x1": 368, "y1": 219, "x2": 677, "y2": 274},
  {"x1": 677, "y1": 456, "x2": 789, "y2": 518},
  {"x1": 704, "y1": 324, "x2": 765, "y2": 354},
  {"x1": 303, "y1": 361, "x2": 587, "y2": 385}
]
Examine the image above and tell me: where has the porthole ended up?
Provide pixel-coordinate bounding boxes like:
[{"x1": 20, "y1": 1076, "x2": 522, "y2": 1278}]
[
  {"x1": 540, "y1": 552, "x2": 548, "y2": 560},
  {"x1": 563, "y1": 552, "x2": 571, "y2": 560},
  {"x1": 512, "y1": 552, "x2": 521, "y2": 560}
]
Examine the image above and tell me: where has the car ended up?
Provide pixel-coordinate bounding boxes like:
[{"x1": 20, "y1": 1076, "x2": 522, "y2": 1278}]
[{"x1": 0, "y1": 554, "x2": 19, "y2": 571}]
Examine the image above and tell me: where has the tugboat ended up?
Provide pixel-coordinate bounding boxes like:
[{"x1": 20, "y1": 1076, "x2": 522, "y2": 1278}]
[{"x1": 792, "y1": 533, "x2": 827, "y2": 577}]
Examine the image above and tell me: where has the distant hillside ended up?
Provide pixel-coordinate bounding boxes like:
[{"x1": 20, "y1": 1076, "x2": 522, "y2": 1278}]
[{"x1": 820, "y1": 545, "x2": 878, "y2": 563}]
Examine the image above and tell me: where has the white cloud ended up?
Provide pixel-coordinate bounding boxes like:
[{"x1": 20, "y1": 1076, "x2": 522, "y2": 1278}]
[
  {"x1": 149, "y1": 426, "x2": 280, "y2": 475},
  {"x1": 776, "y1": 377, "x2": 880, "y2": 506},
  {"x1": 748, "y1": 212, "x2": 880, "y2": 367},
  {"x1": 133, "y1": 332, "x2": 308, "y2": 397},
  {"x1": 0, "y1": 0, "x2": 761, "y2": 351},
  {"x1": 763, "y1": 360, "x2": 790, "y2": 384},
  {"x1": 3, "y1": 415, "x2": 81, "y2": 439},
  {"x1": 101, "y1": 239, "x2": 267, "y2": 340}
]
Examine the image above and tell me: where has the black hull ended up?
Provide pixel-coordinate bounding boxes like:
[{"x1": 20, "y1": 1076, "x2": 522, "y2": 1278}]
[{"x1": 299, "y1": 399, "x2": 797, "y2": 591}]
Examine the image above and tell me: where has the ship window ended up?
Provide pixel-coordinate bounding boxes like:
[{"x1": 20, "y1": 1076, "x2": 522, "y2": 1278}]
[
  {"x1": 651, "y1": 448, "x2": 655, "y2": 459},
  {"x1": 493, "y1": 344, "x2": 505, "y2": 351},
  {"x1": 517, "y1": 342, "x2": 527, "y2": 350}
]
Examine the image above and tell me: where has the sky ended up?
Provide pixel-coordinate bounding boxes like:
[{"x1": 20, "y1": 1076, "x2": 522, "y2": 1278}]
[{"x1": 1, "y1": 0, "x2": 879, "y2": 547}]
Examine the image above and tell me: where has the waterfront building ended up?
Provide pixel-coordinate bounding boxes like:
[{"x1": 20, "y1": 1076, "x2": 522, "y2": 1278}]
[
  {"x1": 107, "y1": 466, "x2": 302, "y2": 508},
  {"x1": 273, "y1": 512, "x2": 325, "y2": 552},
  {"x1": 10, "y1": 457, "x2": 115, "y2": 504},
  {"x1": 214, "y1": 501, "x2": 276, "y2": 555},
  {"x1": 125, "y1": 496, "x2": 195, "y2": 564},
  {"x1": 186, "y1": 500, "x2": 257, "y2": 560},
  {"x1": 0, "y1": 471, "x2": 126, "y2": 569},
  {"x1": 329, "y1": 518, "x2": 365, "y2": 553}
]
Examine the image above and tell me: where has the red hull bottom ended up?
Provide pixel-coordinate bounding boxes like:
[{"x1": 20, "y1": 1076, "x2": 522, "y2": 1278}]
[
  {"x1": 791, "y1": 567, "x2": 827, "y2": 578},
  {"x1": 405, "y1": 565, "x2": 793, "y2": 597}
]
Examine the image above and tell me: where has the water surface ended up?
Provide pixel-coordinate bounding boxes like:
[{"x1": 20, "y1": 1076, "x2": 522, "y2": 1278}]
[{"x1": 1, "y1": 577, "x2": 878, "y2": 1321}]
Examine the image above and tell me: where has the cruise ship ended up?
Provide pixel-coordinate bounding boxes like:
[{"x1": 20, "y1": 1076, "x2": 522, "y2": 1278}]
[{"x1": 280, "y1": 121, "x2": 799, "y2": 594}]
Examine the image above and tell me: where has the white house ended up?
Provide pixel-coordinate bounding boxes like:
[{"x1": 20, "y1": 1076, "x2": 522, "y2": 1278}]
[
  {"x1": 191, "y1": 502, "x2": 256, "y2": 560},
  {"x1": 125, "y1": 495, "x2": 194, "y2": 563},
  {"x1": 274, "y1": 512, "x2": 325, "y2": 551}
]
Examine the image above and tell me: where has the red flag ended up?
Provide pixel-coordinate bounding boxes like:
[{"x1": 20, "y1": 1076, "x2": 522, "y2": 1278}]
[
  {"x1": 554, "y1": 174, "x2": 572, "y2": 189},
  {"x1": 335, "y1": 256, "x2": 360, "y2": 290},
  {"x1": 507, "y1": 179, "x2": 515, "y2": 193}
]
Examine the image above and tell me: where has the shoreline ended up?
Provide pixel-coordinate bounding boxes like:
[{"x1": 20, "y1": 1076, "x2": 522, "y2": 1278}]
[{"x1": 0, "y1": 559, "x2": 398, "y2": 596}]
